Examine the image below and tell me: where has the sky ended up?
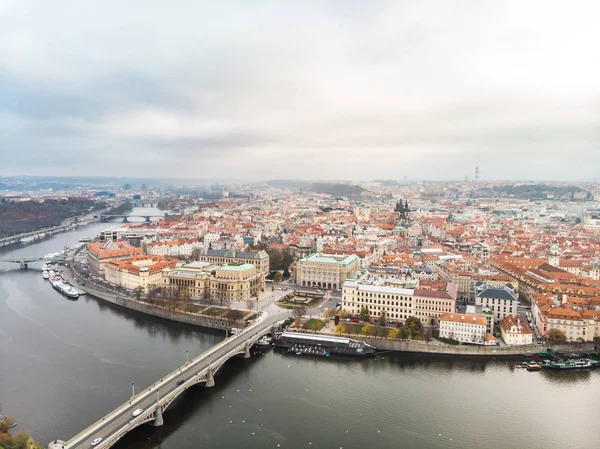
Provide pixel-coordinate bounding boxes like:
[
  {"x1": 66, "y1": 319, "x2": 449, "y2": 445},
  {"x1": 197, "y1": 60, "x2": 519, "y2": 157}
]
[{"x1": 1, "y1": 1, "x2": 599, "y2": 182}]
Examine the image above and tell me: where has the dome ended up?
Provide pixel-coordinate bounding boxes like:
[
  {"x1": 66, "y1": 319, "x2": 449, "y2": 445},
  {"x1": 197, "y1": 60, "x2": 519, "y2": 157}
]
[{"x1": 550, "y1": 243, "x2": 560, "y2": 251}]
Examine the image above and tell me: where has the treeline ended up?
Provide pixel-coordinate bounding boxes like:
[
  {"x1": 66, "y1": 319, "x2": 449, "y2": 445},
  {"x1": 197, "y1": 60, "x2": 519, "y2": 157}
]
[
  {"x1": 0, "y1": 198, "x2": 104, "y2": 238},
  {"x1": 105, "y1": 200, "x2": 133, "y2": 215}
]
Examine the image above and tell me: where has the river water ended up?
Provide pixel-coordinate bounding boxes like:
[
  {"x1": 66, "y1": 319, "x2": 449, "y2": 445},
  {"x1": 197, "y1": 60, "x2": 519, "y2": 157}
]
[{"x1": 1, "y1": 208, "x2": 599, "y2": 449}]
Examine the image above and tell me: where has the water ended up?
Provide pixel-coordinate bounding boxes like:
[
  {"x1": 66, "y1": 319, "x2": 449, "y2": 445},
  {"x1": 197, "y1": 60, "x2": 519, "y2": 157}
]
[{"x1": 1, "y1": 207, "x2": 599, "y2": 449}]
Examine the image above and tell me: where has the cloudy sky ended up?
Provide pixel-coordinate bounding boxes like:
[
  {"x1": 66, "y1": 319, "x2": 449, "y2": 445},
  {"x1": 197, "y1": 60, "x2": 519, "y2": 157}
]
[{"x1": 1, "y1": 1, "x2": 599, "y2": 182}]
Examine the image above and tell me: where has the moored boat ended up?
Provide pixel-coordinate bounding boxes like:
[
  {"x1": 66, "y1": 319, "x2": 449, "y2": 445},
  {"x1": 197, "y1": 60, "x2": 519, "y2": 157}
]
[
  {"x1": 42, "y1": 270, "x2": 49, "y2": 280},
  {"x1": 255, "y1": 335, "x2": 272, "y2": 347},
  {"x1": 543, "y1": 359, "x2": 597, "y2": 370},
  {"x1": 51, "y1": 281, "x2": 80, "y2": 299},
  {"x1": 275, "y1": 332, "x2": 375, "y2": 356}
]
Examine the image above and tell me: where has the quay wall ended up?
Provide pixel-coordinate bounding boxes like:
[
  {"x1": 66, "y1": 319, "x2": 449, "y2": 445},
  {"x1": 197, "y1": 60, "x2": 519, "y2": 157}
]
[
  {"x1": 358, "y1": 337, "x2": 596, "y2": 356},
  {"x1": 64, "y1": 268, "x2": 245, "y2": 332}
]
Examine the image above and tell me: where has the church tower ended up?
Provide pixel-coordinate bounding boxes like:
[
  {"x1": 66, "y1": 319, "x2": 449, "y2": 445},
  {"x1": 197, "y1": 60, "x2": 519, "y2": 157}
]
[
  {"x1": 548, "y1": 243, "x2": 560, "y2": 267},
  {"x1": 394, "y1": 198, "x2": 410, "y2": 228}
]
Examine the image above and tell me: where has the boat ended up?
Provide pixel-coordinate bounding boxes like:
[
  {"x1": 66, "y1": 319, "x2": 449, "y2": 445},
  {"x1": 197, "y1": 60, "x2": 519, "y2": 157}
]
[
  {"x1": 543, "y1": 359, "x2": 598, "y2": 370},
  {"x1": 78, "y1": 237, "x2": 93, "y2": 242},
  {"x1": 20, "y1": 236, "x2": 34, "y2": 244},
  {"x1": 51, "y1": 281, "x2": 80, "y2": 299},
  {"x1": 42, "y1": 263, "x2": 49, "y2": 270},
  {"x1": 275, "y1": 332, "x2": 375, "y2": 357},
  {"x1": 256, "y1": 335, "x2": 272, "y2": 347},
  {"x1": 42, "y1": 270, "x2": 49, "y2": 280},
  {"x1": 539, "y1": 350, "x2": 560, "y2": 361},
  {"x1": 526, "y1": 361, "x2": 542, "y2": 371},
  {"x1": 48, "y1": 269, "x2": 55, "y2": 277},
  {"x1": 8, "y1": 422, "x2": 17, "y2": 429}
]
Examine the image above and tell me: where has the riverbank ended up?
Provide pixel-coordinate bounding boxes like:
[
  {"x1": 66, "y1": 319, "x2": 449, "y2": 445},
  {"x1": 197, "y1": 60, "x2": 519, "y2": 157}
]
[
  {"x1": 59, "y1": 266, "x2": 251, "y2": 333},
  {"x1": 286, "y1": 327, "x2": 596, "y2": 357}
]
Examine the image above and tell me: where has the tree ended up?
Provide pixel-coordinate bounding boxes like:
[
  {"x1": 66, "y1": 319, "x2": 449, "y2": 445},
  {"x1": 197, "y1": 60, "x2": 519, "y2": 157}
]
[
  {"x1": 134, "y1": 286, "x2": 143, "y2": 301},
  {"x1": 404, "y1": 316, "x2": 422, "y2": 338},
  {"x1": 292, "y1": 306, "x2": 307, "y2": 318},
  {"x1": 335, "y1": 323, "x2": 345, "y2": 335},
  {"x1": 359, "y1": 306, "x2": 371, "y2": 322},
  {"x1": 379, "y1": 311, "x2": 387, "y2": 326},
  {"x1": 246, "y1": 299, "x2": 255, "y2": 311},
  {"x1": 274, "y1": 271, "x2": 283, "y2": 283},
  {"x1": 361, "y1": 322, "x2": 373, "y2": 336},
  {"x1": 547, "y1": 328, "x2": 568, "y2": 344},
  {"x1": 181, "y1": 289, "x2": 191, "y2": 311},
  {"x1": 339, "y1": 308, "x2": 349, "y2": 319}
]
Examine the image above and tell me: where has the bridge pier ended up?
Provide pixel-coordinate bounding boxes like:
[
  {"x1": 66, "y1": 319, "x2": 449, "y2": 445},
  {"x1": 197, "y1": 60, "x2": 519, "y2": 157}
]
[
  {"x1": 20, "y1": 261, "x2": 28, "y2": 270},
  {"x1": 244, "y1": 340, "x2": 251, "y2": 359},
  {"x1": 205, "y1": 365, "x2": 215, "y2": 387},
  {"x1": 151, "y1": 394, "x2": 164, "y2": 427},
  {"x1": 145, "y1": 216, "x2": 151, "y2": 222},
  {"x1": 122, "y1": 216, "x2": 128, "y2": 223}
]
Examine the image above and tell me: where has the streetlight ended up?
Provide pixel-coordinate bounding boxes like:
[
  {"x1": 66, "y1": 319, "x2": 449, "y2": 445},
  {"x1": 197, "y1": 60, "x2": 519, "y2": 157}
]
[{"x1": 186, "y1": 350, "x2": 189, "y2": 364}]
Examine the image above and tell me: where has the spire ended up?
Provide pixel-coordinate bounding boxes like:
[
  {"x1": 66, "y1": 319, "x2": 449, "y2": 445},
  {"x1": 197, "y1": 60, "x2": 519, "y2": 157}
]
[{"x1": 405, "y1": 200, "x2": 409, "y2": 211}]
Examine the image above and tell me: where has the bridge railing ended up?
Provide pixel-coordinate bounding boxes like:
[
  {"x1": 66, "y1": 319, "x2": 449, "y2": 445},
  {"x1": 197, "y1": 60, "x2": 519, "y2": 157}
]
[{"x1": 65, "y1": 313, "x2": 272, "y2": 449}]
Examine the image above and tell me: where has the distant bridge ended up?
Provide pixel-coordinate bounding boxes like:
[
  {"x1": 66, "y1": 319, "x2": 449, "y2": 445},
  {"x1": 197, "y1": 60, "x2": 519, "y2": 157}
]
[
  {"x1": 97, "y1": 213, "x2": 166, "y2": 223},
  {"x1": 49, "y1": 312, "x2": 284, "y2": 449},
  {"x1": 0, "y1": 255, "x2": 66, "y2": 269}
]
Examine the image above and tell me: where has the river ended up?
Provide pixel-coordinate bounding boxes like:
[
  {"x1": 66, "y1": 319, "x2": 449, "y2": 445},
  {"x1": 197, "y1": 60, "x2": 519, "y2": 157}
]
[{"x1": 1, "y1": 207, "x2": 599, "y2": 449}]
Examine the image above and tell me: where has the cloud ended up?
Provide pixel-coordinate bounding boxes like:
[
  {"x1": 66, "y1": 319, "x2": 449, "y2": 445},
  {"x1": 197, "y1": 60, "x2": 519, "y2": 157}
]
[{"x1": 1, "y1": 0, "x2": 599, "y2": 181}]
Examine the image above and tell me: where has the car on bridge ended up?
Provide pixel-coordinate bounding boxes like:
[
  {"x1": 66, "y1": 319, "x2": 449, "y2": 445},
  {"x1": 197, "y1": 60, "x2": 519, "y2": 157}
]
[
  {"x1": 91, "y1": 438, "x2": 102, "y2": 446},
  {"x1": 133, "y1": 408, "x2": 144, "y2": 417}
]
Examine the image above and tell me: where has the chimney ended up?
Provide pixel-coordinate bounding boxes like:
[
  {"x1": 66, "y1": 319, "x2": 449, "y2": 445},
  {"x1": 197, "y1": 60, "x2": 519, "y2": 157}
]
[{"x1": 561, "y1": 293, "x2": 568, "y2": 305}]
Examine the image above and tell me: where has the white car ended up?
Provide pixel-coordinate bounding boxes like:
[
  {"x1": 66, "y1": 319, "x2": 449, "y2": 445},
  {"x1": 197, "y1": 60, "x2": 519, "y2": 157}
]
[
  {"x1": 133, "y1": 408, "x2": 144, "y2": 417},
  {"x1": 91, "y1": 438, "x2": 102, "y2": 446}
]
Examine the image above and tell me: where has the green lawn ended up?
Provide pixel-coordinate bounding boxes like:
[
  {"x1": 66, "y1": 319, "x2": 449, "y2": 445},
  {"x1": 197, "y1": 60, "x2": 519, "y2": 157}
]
[{"x1": 303, "y1": 319, "x2": 326, "y2": 331}]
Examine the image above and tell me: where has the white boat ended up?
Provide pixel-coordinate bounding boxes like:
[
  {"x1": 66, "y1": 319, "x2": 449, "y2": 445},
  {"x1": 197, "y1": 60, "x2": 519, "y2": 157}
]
[
  {"x1": 48, "y1": 269, "x2": 55, "y2": 277},
  {"x1": 42, "y1": 263, "x2": 49, "y2": 270},
  {"x1": 20, "y1": 236, "x2": 35, "y2": 244},
  {"x1": 256, "y1": 336, "x2": 272, "y2": 347},
  {"x1": 42, "y1": 271, "x2": 49, "y2": 280},
  {"x1": 51, "y1": 281, "x2": 79, "y2": 299}
]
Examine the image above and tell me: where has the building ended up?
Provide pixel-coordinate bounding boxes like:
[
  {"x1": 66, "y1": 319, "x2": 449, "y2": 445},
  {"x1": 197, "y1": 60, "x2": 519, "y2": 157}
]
[
  {"x1": 145, "y1": 238, "x2": 204, "y2": 258},
  {"x1": 439, "y1": 313, "x2": 494, "y2": 345},
  {"x1": 210, "y1": 263, "x2": 263, "y2": 302},
  {"x1": 341, "y1": 280, "x2": 456, "y2": 325},
  {"x1": 161, "y1": 261, "x2": 214, "y2": 299},
  {"x1": 86, "y1": 241, "x2": 142, "y2": 275},
  {"x1": 196, "y1": 249, "x2": 269, "y2": 279},
  {"x1": 161, "y1": 261, "x2": 265, "y2": 302},
  {"x1": 475, "y1": 285, "x2": 518, "y2": 324},
  {"x1": 499, "y1": 315, "x2": 533, "y2": 345},
  {"x1": 104, "y1": 255, "x2": 179, "y2": 291},
  {"x1": 296, "y1": 253, "x2": 360, "y2": 290}
]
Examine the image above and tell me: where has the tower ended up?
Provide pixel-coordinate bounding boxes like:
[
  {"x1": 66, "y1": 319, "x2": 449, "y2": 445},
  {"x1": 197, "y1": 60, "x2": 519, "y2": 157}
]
[
  {"x1": 474, "y1": 167, "x2": 480, "y2": 183},
  {"x1": 394, "y1": 199, "x2": 410, "y2": 228},
  {"x1": 548, "y1": 243, "x2": 560, "y2": 267}
]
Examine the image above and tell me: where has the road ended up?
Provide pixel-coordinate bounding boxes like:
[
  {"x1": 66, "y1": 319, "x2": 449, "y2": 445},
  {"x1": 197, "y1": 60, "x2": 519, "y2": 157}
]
[{"x1": 55, "y1": 310, "x2": 288, "y2": 449}]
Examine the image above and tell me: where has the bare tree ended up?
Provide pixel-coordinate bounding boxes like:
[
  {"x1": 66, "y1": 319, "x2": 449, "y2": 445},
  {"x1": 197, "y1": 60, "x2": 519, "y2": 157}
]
[
  {"x1": 246, "y1": 299, "x2": 255, "y2": 311},
  {"x1": 292, "y1": 306, "x2": 307, "y2": 318}
]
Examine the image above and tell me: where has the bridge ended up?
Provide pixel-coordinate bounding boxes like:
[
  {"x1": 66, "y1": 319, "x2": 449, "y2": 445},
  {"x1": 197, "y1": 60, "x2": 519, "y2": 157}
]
[
  {"x1": 98, "y1": 214, "x2": 166, "y2": 223},
  {"x1": 48, "y1": 311, "x2": 286, "y2": 449},
  {"x1": 0, "y1": 255, "x2": 66, "y2": 269}
]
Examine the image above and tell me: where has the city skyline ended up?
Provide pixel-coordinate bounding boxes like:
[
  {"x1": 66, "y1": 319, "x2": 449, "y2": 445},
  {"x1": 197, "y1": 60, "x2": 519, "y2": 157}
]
[{"x1": 1, "y1": 1, "x2": 599, "y2": 181}]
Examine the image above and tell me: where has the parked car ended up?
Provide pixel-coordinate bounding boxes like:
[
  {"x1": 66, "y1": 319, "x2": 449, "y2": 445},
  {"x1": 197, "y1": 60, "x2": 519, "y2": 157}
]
[{"x1": 91, "y1": 438, "x2": 103, "y2": 446}]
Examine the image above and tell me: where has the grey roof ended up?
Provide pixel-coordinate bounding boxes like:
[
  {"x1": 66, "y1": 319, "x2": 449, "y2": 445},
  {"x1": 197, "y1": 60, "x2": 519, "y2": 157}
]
[
  {"x1": 477, "y1": 287, "x2": 517, "y2": 301},
  {"x1": 202, "y1": 249, "x2": 268, "y2": 260}
]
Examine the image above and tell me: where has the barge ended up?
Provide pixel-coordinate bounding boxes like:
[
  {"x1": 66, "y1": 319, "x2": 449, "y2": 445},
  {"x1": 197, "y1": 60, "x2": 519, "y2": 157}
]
[{"x1": 274, "y1": 332, "x2": 376, "y2": 357}]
